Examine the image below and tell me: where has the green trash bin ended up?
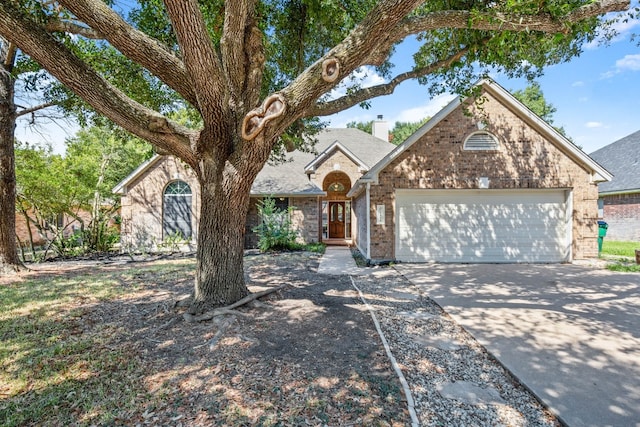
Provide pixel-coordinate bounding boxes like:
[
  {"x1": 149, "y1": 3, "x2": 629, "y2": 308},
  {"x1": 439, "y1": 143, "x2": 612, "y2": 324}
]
[{"x1": 597, "y1": 221, "x2": 608, "y2": 255}]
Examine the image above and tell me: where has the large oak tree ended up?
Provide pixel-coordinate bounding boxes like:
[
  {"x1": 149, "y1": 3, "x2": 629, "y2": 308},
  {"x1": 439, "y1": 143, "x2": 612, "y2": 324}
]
[{"x1": 0, "y1": 0, "x2": 629, "y2": 313}]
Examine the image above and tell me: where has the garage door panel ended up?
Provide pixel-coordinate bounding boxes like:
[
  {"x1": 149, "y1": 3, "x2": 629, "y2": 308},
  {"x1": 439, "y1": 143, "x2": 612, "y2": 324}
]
[{"x1": 396, "y1": 190, "x2": 570, "y2": 263}]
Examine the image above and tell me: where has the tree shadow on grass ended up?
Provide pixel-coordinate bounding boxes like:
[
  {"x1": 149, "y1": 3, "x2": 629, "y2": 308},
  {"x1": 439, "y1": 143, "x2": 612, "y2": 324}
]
[{"x1": 1, "y1": 252, "x2": 409, "y2": 426}]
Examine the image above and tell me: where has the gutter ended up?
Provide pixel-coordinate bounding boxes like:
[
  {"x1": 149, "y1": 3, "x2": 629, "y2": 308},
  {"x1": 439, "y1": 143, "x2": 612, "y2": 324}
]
[{"x1": 598, "y1": 188, "x2": 640, "y2": 197}]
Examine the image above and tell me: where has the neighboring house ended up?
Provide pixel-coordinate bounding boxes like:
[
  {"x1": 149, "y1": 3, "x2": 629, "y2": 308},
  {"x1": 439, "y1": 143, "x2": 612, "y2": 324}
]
[
  {"x1": 590, "y1": 130, "x2": 640, "y2": 241},
  {"x1": 113, "y1": 126, "x2": 396, "y2": 251},
  {"x1": 114, "y1": 78, "x2": 611, "y2": 263}
]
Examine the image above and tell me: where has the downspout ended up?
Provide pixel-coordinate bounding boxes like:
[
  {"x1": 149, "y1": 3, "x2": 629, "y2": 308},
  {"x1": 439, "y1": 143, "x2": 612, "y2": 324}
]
[{"x1": 366, "y1": 182, "x2": 371, "y2": 260}]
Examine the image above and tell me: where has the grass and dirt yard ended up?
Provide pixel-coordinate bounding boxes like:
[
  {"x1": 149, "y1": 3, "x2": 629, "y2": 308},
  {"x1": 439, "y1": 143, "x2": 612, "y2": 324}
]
[
  {"x1": 6, "y1": 242, "x2": 619, "y2": 426},
  {"x1": 601, "y1": 240, "x2": 640, "y2": 272},
  {"x1": 1, "y1": 252, "x2": 408, "y2": 426}
]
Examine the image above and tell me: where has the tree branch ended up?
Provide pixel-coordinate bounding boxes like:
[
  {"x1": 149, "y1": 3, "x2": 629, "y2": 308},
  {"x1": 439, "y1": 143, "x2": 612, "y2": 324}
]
[
  {"x1": 0, "y1": 1, "x2": 198, "y2": 169},
  {"x1": 16, "y1": 102, "x2": 56, "y2": 118},
  {"x1": 307, "y1": 44, "x2": 476, "y2": 117},
  {"x1": 220, "y1": 0, "x2": 253, "y2": 103},
  {"x1": 57, "y1": 0, "x2": 198, "y2": 107},
  {"x1": 163, "y1": 0, "x2": 226, "y2": 123},
  {"x1": 256, "y1": 0, "x2": 426, "y2": 142},
  {"x1": 45, "y1": 19, "x2": 102, "y2": 39},
  {"x1": 183, "y1": 284, "x2": 287, "y2": 323},
  {"x1": 267, "y1": 0, "x2": 628, "y2": 138},
  {"x1": 399, "y1": 0, "x2": 628, "y2": 35}
]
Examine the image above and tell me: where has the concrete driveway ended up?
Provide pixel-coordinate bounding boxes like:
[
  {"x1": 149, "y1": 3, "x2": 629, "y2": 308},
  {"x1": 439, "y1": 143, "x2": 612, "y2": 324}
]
[{"x1": 395, "y1": 263, "x2": 640, "y2": 427}]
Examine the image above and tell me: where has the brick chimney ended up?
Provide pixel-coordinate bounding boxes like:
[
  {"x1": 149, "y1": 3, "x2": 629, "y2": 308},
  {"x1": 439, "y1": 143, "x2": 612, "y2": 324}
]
[{"x1": 372, "y1": 114, "x2": 389, "y2": 142}]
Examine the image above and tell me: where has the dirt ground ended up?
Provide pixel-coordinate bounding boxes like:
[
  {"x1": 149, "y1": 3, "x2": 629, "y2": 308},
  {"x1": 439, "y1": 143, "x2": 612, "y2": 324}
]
[{"x1": 15, "y1": 252, "x2": 409, "y2": 426}]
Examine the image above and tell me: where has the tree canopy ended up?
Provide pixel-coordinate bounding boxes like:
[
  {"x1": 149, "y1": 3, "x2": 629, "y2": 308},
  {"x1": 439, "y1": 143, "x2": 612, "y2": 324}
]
[
  {"x1": 14, "y1": 125, "x2": 152, "y2": 258},
  {"x1": 347, "y1": 117, "x2": 431, "y2": 144},
  {"x1": 512, "y1": 82, "x2": 570, "y2": 138},
  {"x1": 0, "y1": 0, "x2": 630, "y2": 312}
]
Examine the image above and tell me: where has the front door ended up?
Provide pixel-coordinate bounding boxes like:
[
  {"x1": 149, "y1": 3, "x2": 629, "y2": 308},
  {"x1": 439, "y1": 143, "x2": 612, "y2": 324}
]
[{"x1": 329, "y1": 202, "x2": 345, "y2": 238}]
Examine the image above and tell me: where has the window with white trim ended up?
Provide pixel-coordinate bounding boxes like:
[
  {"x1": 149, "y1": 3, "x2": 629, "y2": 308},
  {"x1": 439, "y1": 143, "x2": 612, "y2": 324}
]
[
  {"x1": 163, "y1": 180, "x2": 192, "y2": 239},
  {"x1": 463, "y1": 131, "x2": 500, "y2": 151}
]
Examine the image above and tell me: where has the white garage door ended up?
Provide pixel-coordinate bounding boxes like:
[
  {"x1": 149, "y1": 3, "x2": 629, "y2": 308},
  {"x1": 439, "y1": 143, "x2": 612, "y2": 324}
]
[{"x1": 395, "y1": 189, "x2": 571, "y2": 263}]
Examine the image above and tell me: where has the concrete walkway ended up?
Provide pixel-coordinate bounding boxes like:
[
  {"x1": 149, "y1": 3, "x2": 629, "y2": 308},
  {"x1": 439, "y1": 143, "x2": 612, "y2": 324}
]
[
  {"x1": 396, "y1": 263, "x2": 640, "y2": 427},
  {"x1": 318, "y1": 246, "x2": 372, "y2": 275}
]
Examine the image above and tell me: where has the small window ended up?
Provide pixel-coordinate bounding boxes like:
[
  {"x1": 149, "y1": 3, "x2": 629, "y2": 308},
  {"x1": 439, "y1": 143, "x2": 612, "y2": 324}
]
[
  {"x1": 598, "y1": 199, "x2": 604, "y2": 218},
  {"x1": 463, "y1": 131, "x2": 499, "y2": 151},
  {"x1": 274, "y1": 197, "x2": 289, "y2": 211}
]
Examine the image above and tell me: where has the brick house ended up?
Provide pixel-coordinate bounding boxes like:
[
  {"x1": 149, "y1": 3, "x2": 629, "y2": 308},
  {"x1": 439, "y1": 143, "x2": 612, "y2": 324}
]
[
  {"x1": 590, "y1": 130, "x2": 640, "y2": 241},
  {"x1": 348, "y1": 79, "x2": 610, "y2": 263},
  {"x1": 114, "y1": 79, "x2": 611, "y2": 262},
  {"x1": 113, "y1": 127, "x2": 396, "y2": 251}
]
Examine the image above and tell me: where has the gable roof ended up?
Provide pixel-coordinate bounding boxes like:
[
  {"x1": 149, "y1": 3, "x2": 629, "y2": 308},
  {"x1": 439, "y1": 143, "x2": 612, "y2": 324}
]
[
  {"x1": 251, "y1": 128, "x2": 395, "y2": 195},
  {"x1": 347, "y1": 78, "x2": 612, "y2": 197},
  {"x1": 304, "y1": 141, "x2": 369, "y2": 174},
  {"x1": 113, "y1": 128, "x2": 395, "y2": 196},
  {"x1": 590, "y1": 130, "x2": 640, "y2": 195},
  {"x1": 113, "y1": 154, "x2": 164, "y2": 195}
]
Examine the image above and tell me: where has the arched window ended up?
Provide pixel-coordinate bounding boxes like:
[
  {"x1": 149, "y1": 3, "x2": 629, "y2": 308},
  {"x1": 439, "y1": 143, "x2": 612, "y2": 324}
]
[
  {"x1": 463, "y1": 131, "x2": 500, "y2": 151},
  {"x1": 328, "y1": 182, "x2": 345, "y2": 193},
  {"x1": 163, "y1": 180, "x2": 192, "y2": 239}
]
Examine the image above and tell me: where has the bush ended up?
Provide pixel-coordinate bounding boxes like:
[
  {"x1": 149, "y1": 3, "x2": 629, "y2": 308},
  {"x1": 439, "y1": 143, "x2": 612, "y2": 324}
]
[{"x1": 253, "y1": 197, "x2": 299, "y2": 252}]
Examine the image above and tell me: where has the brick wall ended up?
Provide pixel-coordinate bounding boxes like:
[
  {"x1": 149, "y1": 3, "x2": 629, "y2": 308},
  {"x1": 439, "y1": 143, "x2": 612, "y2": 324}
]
[
  {"x1": 120, "y1": 156, "x2": 200, "y2": 251},
  {"x1": 290, "y1": 197, "x2": 320, "y2": 243},
  {"x1": 309, "y1": 149, "x2": 361, "y2": 190},
  {"x1": 602, "y1": 193, "x2": 640, "y2": 241},
  {"x1": 366, "y1": 88, "x2": 599, "y2": 261},
  {"x1": 121, "y1": 157, "x2": 322, "y2": 251},
  {"x1": 15, "y1": 208, "x2": 100, "y2": 249}
]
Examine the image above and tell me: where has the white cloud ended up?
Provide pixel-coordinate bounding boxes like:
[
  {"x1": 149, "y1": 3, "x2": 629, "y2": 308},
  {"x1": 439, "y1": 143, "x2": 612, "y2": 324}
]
[
  {"x1": 585, "y1": 121, "x2": 603, "y2": 128},
  {"x1": 600, "y1": 53, "x2": 640, "y2": 79},
  {"x1": 600, "y1": 70, "x2": 617, "y2": 79},
  {"x1": 571, "y1": 81, "x2": 584, "y2": 87},
  {"x1": 616, "y1": 54, "x2": 640, "y2": 71},
  {"x1": 326, "y1": 66, "x2": 386, "y2": 100},
  {"x1": 392, "y1": 93, "x2": 457, "y2": 124}
]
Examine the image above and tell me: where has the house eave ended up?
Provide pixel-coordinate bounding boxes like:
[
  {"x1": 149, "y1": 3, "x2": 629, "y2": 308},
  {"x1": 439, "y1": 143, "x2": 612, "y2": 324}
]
[
  {"x1": 599, "y1": 188, "x2": 640, "y2": 197},
  {"x1": 112, "y1": 154, "x2": 162, "y2": 195},
  {"x1": 250, "y1": 191, "x2": 327, "y2": 197},
  {"x1": 346, "y1": 178, "x2": 374, "y2": 198},
  {"x1": 303, "y1": 141, "x2": 369, "y2": 174}
]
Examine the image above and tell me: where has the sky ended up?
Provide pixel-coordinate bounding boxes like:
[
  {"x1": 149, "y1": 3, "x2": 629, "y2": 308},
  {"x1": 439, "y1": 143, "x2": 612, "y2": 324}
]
[
  {"x1": 14, "y1": 3, "x2": 640, "y2": 156},
  {"x1": 326, "y1": 6, "x2": 640, "y2": 155}
]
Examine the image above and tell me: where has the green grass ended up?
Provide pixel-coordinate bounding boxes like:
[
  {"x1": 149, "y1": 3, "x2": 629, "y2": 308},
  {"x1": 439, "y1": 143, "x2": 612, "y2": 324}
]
[
  {"x1": 0, "y1": 259, "x2": 195, "y2": 426},
  {"x1": 304, "y1": 242, "x2": 326, "y2": 254},
  {"x1": 607, "y1": 263, "x2": 640, "y2": 272},
  {"x1": 601, "y1": 240, "x2": 640, "y2": 273},
  {"x1": 601, "y1": 240, "x2": 640, "y2": 257}
]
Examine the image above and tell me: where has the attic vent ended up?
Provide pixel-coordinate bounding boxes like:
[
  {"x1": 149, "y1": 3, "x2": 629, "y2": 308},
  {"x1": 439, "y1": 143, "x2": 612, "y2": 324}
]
[{"x1": 463, "y1": 131, "x2": 499, "y2": 151}]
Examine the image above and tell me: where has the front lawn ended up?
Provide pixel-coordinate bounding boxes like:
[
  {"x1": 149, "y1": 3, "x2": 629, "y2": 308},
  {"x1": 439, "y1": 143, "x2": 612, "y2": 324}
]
[
  {"x1": 0, "y1": 260, "x2": 192, "y2": 426},
  {"x1": 0, "y1": 253, "x2": 407, "y2": 426}
]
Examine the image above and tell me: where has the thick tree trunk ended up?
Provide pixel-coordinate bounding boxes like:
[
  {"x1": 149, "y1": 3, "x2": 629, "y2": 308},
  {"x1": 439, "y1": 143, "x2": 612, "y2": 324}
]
[
  {"x1": 188, "y1": 159, "x2": 252, "y2": 314},
  {"x1": 0, "y1": 65, "x2": 21, "y2": 275}
]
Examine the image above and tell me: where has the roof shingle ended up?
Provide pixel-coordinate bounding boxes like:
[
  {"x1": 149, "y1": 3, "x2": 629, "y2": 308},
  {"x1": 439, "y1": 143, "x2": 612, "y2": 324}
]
[{"x1": 590, "y1": 130, "x2": 640, "y2": 194}]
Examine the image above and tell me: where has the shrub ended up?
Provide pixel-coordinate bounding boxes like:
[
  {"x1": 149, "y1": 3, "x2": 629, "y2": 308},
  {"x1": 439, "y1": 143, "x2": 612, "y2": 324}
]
[{"x1": 253, "y1": 197, "x2": 299, "y2": 252}]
